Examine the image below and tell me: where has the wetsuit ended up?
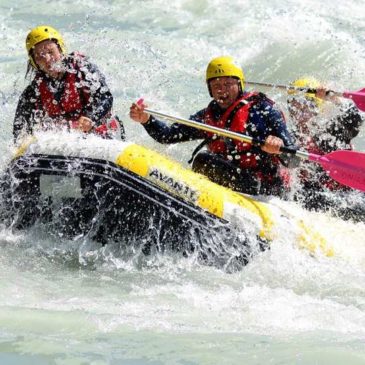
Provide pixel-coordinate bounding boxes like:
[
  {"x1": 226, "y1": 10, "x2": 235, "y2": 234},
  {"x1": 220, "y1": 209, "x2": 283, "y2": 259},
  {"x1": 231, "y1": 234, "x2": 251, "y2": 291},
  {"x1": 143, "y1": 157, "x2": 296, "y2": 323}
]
[
  {"x1": 295, "y1": 104, "x2": 363, "y2": 153},
  {"x1": 13, "y1": 52, "x2": 124, "y2": 142},
  {"x1": 143, "y1": 92, "x2": 296, "y2": 196},
  {"x1": 294, "y1": 103, "x2": 364, "y2": 214}
]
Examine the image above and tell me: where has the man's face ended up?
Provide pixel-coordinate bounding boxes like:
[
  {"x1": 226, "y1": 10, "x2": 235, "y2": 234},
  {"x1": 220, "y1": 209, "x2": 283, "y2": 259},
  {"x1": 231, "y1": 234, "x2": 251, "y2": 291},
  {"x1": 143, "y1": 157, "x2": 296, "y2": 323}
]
[
  {"x1": 209, "y1": 76, "x2": 240, "y2": 109},
  {"x1": 33, "y1": 39, "x2": 64, "y2": 78}
]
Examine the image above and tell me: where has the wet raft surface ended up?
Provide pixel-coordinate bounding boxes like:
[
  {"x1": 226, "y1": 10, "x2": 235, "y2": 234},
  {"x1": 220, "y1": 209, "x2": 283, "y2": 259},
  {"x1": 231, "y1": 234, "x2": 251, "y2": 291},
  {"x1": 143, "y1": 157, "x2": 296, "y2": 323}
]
[{"x1": 0, "y1": 154, "x2": 265, "y2": 272}]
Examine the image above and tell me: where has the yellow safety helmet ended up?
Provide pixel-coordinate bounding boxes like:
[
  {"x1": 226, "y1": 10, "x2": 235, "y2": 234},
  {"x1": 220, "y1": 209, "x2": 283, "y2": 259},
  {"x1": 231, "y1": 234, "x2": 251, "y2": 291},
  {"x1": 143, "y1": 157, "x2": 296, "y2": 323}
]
[
  {"x1": 25, "y1": 25, "x2": 66, "y2": 69},
  {"x1": 206, "y1": 56, "x2": 245, "y2": 96},
  {"x1": 288, "y1": 77, "x2": 323, "y2": 107}
]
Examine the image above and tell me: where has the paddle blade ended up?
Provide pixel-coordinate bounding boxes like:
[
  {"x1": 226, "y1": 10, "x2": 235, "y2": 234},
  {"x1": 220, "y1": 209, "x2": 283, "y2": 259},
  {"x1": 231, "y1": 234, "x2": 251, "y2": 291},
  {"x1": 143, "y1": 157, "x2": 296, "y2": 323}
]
[
  {"x1": 342, "y1": 88, "x2": 365, "y2": 112},
  {"x1": 309, "y1": 150, "x2": 365, "y2": 192}
]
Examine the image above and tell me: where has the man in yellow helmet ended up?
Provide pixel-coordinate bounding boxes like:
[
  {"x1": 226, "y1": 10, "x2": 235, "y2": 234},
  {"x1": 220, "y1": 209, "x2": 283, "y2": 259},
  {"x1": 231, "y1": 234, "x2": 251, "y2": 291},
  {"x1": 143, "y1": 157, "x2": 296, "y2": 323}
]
[
  {"x1": 288, "y1": 77, "x2": 364, "y2": 212},
  {"x1": 13, "y1": 25, "x2": 124, "y2": 142},
  {"x1": 288, "y1": 77, "x2": 363, "y2": 152},
  {"x1": 130, "y1": 56, "x2": 296, "y2": 196}
]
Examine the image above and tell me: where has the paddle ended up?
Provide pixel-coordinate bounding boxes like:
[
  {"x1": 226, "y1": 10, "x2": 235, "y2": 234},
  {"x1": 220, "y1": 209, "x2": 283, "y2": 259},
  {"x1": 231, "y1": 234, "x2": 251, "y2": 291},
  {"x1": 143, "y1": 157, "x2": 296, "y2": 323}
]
[
  {"x1": 143, "y1": 107, "x2": 365, "y2": 192},
  {"x1": 245, "y1": 81, "x2": 365, "y2": 112}
]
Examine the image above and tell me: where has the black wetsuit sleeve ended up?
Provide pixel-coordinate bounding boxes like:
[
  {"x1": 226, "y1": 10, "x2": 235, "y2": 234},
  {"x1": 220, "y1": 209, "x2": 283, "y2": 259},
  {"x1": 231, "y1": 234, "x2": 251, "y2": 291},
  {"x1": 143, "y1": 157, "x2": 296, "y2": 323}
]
[
  {"x1": 142, "y1": 110, "x2": 206, "y2": 144},
  {"x1": 315, "y1": 105, "x2": 364, "y2": 152},
  {"x1": 266, "y1": 106, "x2": 295, "y2": 146},
  {"x1": 13, "y1": 84, "x2": 39, "y2": 143},
  {"x1": 266, "y1": 106, "x2": 300, "y2": 167},
  {"x1": 76, "y1": 58, "x2": 113, "y2": 124},
  {"x1": 247, "y1": 99, "x2": 299, "y2": 167}
]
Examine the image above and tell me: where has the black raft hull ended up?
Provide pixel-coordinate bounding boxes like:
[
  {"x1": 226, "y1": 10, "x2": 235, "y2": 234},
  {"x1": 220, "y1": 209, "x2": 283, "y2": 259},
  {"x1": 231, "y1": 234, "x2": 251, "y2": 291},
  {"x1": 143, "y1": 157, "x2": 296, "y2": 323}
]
[{"x1": 0, "y1": 153, "x2": 263, "y2": 270}]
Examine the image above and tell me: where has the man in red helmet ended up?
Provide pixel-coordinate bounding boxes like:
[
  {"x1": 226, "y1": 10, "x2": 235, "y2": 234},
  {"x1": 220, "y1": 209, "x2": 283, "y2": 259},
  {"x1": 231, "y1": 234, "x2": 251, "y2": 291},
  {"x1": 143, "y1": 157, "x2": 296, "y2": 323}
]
[{"x1": 14, "y1": 25, "x2": 124, "y2": 142}]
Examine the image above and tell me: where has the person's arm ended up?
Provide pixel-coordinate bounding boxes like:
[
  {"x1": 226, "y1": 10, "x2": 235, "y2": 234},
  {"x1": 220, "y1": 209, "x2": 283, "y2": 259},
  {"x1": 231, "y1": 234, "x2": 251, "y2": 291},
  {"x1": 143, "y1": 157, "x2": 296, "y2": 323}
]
[
  {"x1": 13, "y1": 85, "x2": 39, "y2": 143},
  {"x1": 312, "y1": 87, "x2": 364, "y2": 150},
  {"x1": 74, "y1": 56, "x2": 113, "y2": 125},
  {"x1": 269, "y1": 105, "x2": 301, "y2": 167},
  {"x1": 265, "y1": 104, "x2": 295, "y2": 146},
  {"x1": 323, "y1": 104, "x2": 364, "y2": 147},
  {"x1": 250, "y1": 99, "x2": 299, "y2": 166},
  {"x1": 129, "y1": 100, "x2": 205, "y2": 144},
  {"x1": 142, "y1": 112, "x2": 205, "y2": 144}
]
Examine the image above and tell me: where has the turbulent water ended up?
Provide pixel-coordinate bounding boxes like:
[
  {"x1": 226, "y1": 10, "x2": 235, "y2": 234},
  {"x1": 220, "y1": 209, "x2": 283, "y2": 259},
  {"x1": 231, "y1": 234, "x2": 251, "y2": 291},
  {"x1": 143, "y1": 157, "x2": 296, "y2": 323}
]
[{"x1": 1, "y1": 0, "x2": 365, "y2": 364}]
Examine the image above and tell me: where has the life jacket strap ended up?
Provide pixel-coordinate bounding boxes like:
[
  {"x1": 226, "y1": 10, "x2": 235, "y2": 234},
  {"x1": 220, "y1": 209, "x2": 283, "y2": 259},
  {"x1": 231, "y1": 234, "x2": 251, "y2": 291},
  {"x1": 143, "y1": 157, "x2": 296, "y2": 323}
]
[{"x1": 188, "y1": 99, "x2": 249, "y2": 164}]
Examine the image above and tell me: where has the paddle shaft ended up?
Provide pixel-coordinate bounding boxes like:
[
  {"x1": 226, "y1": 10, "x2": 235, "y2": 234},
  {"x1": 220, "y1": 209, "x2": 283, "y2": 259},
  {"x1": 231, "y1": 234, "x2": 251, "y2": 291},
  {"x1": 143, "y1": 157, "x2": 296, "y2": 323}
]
[
  {"x1": 144, "y1": 108, "x2": 309, "y2": 160},
  {"x1": 245, "y1": 81, "x2": 343, "y2": 97},
  {"x1": 245, "y1": 81, "x2": 354, "y2": 99},
  {"x1": 143, "y1": 108, "x2": 365, "y2": 192},
  {"x1": 245, "y1": 81, "x2": 365, "y2": 112}
]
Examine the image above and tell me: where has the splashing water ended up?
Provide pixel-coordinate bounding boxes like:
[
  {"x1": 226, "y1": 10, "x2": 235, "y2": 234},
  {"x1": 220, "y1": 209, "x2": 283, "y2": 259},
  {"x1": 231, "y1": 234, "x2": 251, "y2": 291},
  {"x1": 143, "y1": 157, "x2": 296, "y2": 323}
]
[{"x1": 0, "y1": 0, "x2": 365, "y2": 364}]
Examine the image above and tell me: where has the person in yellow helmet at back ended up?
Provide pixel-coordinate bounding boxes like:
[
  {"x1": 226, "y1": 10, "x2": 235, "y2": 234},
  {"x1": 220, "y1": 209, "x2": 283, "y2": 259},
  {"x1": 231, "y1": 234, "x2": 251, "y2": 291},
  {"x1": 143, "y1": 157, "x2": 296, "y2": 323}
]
[
  {"x1": 13, "y1": 25, "x2": 124, "y2": 143},
  {"x1": 129, "y1": 56, "x2": 296, "y2": 196},
  {"x1": 287, "y1": 76, "x2": 364, "y2": 212}
]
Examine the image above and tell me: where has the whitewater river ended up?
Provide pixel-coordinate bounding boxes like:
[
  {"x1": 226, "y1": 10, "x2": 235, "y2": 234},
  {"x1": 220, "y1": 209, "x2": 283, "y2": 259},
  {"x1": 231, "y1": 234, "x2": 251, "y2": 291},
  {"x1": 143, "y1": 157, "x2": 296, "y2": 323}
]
[{"x1": 0, "y1": 0, "x2": 365, "y2": 364}]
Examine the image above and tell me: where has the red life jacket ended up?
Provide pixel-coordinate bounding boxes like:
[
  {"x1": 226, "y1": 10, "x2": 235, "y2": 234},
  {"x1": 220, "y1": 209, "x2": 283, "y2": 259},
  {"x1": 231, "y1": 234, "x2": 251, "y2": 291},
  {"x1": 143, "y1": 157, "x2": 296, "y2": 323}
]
[
  {"x1": 35, "y1": 53, "x2": 118, "y2": 137},
  {"x1": 203, "y1": 93, "x2": 281, "y2": 172},
  {"x1": 36, "y1": 54, "x2": 88, "y2": 122}
]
